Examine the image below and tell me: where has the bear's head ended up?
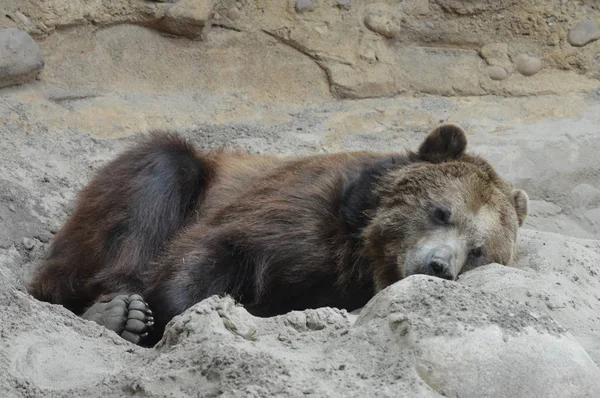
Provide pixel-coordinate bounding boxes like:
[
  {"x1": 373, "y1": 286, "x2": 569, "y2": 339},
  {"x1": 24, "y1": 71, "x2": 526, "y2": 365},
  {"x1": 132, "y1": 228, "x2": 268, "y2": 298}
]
[{"x1": 362, "y1": 124, "x2": 528, "y2": 290}]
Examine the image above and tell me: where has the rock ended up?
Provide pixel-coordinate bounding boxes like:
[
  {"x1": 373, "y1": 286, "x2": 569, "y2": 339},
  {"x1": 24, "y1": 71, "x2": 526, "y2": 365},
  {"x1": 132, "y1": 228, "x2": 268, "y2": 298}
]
[
  {"x1": 295, "y1": 0, "x2": 315, "y2": 13},
  {"x1": 358, "y1": 45, "x2": 377, "y2": 62},
  {"x1": 487, "y1": 65, "x2": 508, "y2": 80},
  {"x1": 0, "y1": 28, "x2": 44, "y2": 89},
  {"x1": 462, "y1": 229, "x2": 600, "y2": 363},
  {"x1": 515, "y1": 54, "x2": 542, "y2": 77},
  {"x1": 434, "y1": 0, "x2": 508, "y2": 15},
  {"x1": 547, "y1": 32, "x2": 560, "y2": 46},
  {"x1": 357, "y1": 275, "x2": 600, "y2": 397},
  {"x1": 1, "y1": 0, "x2": 598, "y2": 102},
  {"x1": 158, "y1": 0, "x2": 214, "y2": 40},
  {"x1": 14, "y1": 12, "x2": 31, "y2": 26},
  {"x1": 326, "y1": 46, "x2": 485, "y2": 98},
  {"x1": 337, "y1": 0, "x2": 352, "y2": 9},
  {"x1": 571, "y1": 184, "x2": 600, "y2": 209},
  {"x1": 479, "y1": 43, "x2": 511, "y2": 69},
  {"x1": 584, "y1": 208, "x2": 600, "y2": 226},
  {"x1": 227, "y1": 7, "x2": 241, "y2": 20},
  {"x1": 22, "y1": 238, "x2": 35, "y2": 250},
  {"x1": 413, "y1": 0, "x2": 430, "y2": 15},
  {"x1": 41, "y1": 24, "x2": 331, "y2": 114},
  {"x1": 364, "y1": 11, "x2": 402, "y2": 39},
  {"x1": 568, "y1": 20, "x2": 600, "y2": 47}
]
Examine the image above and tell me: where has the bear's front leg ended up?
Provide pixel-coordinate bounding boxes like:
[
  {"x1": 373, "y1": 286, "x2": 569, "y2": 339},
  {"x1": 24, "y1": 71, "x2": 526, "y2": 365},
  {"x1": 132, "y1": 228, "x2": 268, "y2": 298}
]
[{"x1": 82, "y1": 294, "x2": 154, "y2": 344}]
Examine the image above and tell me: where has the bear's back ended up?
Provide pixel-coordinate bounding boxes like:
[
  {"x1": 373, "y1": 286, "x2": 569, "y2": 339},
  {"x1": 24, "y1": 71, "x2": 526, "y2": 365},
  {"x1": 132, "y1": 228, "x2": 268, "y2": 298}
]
[{"x1": 196, "y1": 151, "x2": 395, "y2": 225}]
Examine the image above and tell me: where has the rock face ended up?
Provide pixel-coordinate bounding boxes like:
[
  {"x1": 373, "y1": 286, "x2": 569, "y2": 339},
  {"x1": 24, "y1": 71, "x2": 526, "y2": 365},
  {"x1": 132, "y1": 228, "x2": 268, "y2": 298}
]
[
  {"x1": 0, "y1": 28, "x2": 44, "y2": 88},
  {"x1": 1, "y1": 0, "x2": 599, "y2": 98}
]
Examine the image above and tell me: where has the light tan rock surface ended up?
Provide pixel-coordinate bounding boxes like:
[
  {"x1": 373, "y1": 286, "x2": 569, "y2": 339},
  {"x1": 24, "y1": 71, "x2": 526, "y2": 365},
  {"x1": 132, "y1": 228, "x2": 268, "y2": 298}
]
[{"x1": 1, "y1": 0, "x2": 599, "y2": 98}]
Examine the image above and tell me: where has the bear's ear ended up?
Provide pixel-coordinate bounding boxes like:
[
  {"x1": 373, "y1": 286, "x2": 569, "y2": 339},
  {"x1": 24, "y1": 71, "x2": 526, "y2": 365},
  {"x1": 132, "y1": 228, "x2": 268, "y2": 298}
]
[
  {"x1": 512, "y1": 189, "x2": 529, "y2": 227},
  {"x1": 418, "y1": 124, "x2": 467, "y2": 162}
]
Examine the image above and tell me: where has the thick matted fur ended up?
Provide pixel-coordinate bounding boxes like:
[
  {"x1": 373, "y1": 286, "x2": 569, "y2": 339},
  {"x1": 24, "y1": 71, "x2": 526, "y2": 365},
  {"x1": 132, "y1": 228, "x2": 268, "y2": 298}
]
[{"x1": 28, "y1": 124, "x2": 528, "y2": 345}]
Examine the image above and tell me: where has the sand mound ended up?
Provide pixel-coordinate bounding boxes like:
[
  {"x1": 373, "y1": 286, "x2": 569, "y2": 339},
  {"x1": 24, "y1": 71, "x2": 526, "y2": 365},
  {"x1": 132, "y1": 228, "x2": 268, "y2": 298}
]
[{"x1": 2, "y1": 229, "x2": 600, "y2": 397}]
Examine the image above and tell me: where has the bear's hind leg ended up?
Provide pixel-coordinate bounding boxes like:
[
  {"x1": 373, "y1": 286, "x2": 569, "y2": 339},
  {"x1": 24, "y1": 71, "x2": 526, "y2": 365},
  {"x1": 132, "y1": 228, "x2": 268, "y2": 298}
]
[{"x1": 82, "y1": 293, "x2": 154, "y2": 345}]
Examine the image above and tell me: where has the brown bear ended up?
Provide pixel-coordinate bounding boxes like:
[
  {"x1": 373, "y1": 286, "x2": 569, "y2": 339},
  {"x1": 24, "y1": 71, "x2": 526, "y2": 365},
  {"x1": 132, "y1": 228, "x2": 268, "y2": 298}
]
[{"x1": 28, "y1": 124, "x2": 528, "y2": 346}]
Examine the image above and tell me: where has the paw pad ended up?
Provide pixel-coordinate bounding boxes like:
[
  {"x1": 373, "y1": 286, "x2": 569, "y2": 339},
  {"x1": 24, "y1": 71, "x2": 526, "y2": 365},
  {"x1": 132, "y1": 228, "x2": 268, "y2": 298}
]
[{"x1": 120, "y1": 294, "x2": 154, "y2": 344}]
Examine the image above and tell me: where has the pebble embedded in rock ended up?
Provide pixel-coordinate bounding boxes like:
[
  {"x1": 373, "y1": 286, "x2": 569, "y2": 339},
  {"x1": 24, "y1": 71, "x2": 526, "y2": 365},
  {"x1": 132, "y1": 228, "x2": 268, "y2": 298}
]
[
  {"x1": 337, "y1": 0, "x2": 352, "y2": 9},
  {"x1": 487, "y1": 66, "x2": 507, "y2": 81},
  {"x1": 22, "y1": 238, "x2": 35, "y2": 250},
  {"x1": 364, "y1": 11, "x2": 402, "y2": 39},
  {"x1": 160, "y1": 0, "x2": 214, "y2": 39},
  {"x1": 0, "y1": 28, "x2": 44, "y2": 89},
  {"x1": 515, "y1": 54, "x2": 542, "y2": 77},
  {"x1": 547, "y1": 33, "x2": 560, "y2": 46},
  {"x1": 14, "y1": 12, "x2": 30, "y2": 25},
  {"x1": 227, "y1": 7, "x2": 241, "y2": 20},
  {"x1": 568, "y1": 20, "x2": 600, "y2": 47},
  {"x1": 479, "y1": 43, "x2": 511, "y2": 69},
  {"x1": 296, "y1": 0, "x2": 315, "y2": 13}
]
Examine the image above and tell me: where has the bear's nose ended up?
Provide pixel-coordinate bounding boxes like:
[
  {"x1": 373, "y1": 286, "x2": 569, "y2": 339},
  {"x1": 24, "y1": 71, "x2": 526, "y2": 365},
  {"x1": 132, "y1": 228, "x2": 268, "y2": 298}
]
[{"x1": 428, "y1": 257, "x2": 454, "y2": 280}]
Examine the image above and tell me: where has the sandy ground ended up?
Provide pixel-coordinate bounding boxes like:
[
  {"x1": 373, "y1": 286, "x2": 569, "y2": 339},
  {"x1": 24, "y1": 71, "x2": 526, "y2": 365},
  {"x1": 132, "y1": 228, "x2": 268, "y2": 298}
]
[{"x1": 2, "y1": 84, "x2": 600, "y2": 396}]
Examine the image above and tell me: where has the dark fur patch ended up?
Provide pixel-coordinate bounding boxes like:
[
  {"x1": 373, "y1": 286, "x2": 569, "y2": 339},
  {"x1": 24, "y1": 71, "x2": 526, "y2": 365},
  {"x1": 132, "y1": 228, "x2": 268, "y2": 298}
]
[
  {"x1": 418, "y1": 124, "x2": 467, "y2": 162},
  {"x1": 28, "y1": 133, "x2": 213, "y2": 313}
]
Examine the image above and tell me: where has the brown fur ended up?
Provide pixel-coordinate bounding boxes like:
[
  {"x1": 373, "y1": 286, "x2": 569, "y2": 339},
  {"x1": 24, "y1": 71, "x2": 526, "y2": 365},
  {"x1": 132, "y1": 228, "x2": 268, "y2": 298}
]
[{"x1": 28, "y1": 125, "x2": 528, "y2": 345}]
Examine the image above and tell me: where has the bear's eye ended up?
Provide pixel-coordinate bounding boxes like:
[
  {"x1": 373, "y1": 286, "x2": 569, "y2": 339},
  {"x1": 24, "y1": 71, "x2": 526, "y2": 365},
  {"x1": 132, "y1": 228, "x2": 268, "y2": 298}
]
[
  {"x1": 469, "y1": 247, "x2": 484, "y2": 258},
  {"x1": 433, "y1": 207, "x2": 451, "y2": 224}
]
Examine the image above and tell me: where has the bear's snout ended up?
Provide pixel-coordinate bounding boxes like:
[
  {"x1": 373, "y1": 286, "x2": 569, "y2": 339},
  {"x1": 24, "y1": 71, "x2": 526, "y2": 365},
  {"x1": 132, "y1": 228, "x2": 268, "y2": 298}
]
[
  {"x1": 427, "y1": 257, "x2": 454, "y2": 280},
  {"x1": 427, "y1": 244, "x2": 456, "y2": 280}
]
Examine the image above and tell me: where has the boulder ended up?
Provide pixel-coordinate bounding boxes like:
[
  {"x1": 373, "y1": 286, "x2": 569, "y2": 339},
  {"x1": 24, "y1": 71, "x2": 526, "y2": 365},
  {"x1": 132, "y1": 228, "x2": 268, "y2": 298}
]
[{"x1": 0, "y1": 28, "x2": 44, "y2": 88}]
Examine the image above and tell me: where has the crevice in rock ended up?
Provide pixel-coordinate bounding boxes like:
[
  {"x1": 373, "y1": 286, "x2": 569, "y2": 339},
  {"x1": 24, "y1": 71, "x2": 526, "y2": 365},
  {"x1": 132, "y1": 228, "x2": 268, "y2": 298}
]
[
  {"x1": 209, "y1": 22, "x2": 243, "y2": 33},
  {"x1": 261, "y1": 29, "x2": 341, "y2": 99}
]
